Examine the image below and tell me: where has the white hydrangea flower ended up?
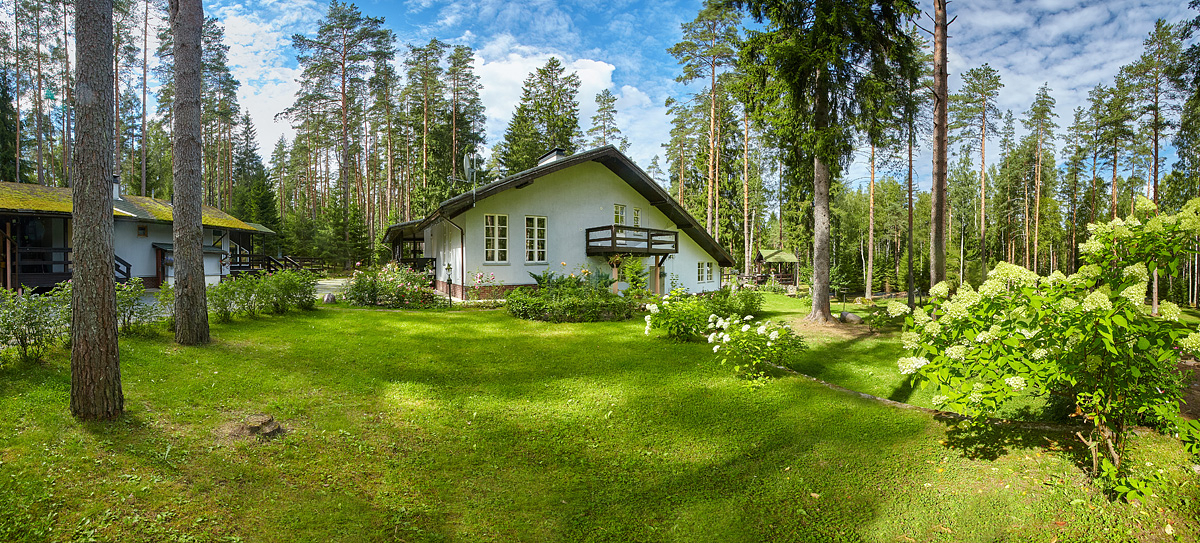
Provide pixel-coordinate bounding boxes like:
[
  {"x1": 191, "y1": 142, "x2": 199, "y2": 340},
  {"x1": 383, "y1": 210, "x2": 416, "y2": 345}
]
[
  {"x1": 1122, "y1": 263, "x2": 1149, "y2": 284},
  {"x1": 929, "y1": 281, "x2": 952, "y2": 299},
  {"x1": 1005, "y1": 376, "x2": 1027, "y2": 391},
  {"x1": 648, "y1": 304, "x2": 659, "y2": 314},
  {"x1": 941, "y1": 300, "x2": 969, "y2": 323},
  {"x1": 757, "y1": 325, "x2": 768, "y2": 335},
  {"x1": 707, "y1": 333, "x2": 717, "y2": 343},
  {"x1": 708, "y1": 314, "x2": 717, "y2": 323},
  {"x1": 912, "y1": 309, "x2": 932, "y2": 325},
  {"x1": 922, "y1": 320, "x2": 941, "y2": 337},
  {"x1": 1031, "y1": 348, "x2": 1048, "y2": 360},
  {"x1": 887, "y1": 300, "x2": 911, "y2": 317},
  {"x1": 1080, "y1": 290, "x2": 1113, "y2": 313},
  {"x1": 1159, "y1": 301, "x2": 1182, "y2": 322},
  {"x1": 769, "y1": 330, "x2": 780, "y2": 341},
  {"x1": 741, "y1": 324, "x2": 751, "y2": 332},
  {"x1": 1120, "y1": 283, "x2": 1147, "y2": 307},
  {"x1": 766, "y1": 341, "x2": 773, "y2": 347},
  {"x1": 1058, "y1": 297, "x2": 1079, "y2": 311},
  {"x1": 898, "y1": 356, "x2": 930, "y2": 375},
  {"x1": 931, "y1": 395, "x2": 948, "y2": 407},
  {"x1": 1180, "y1": 332, "x2": 1200, "y2": 353},
  {"x1": 1018, "y1": 328, "x2": 1039, "y2": 339},
  {"x1": 713, "y1": 345, "x2": 720, "y2": 353},
  {"x1": 1144, "y1": 216, "x2": 1164, "y2": 234},
  {"x1": 945, "y1": 344, "x2": 967, "y2": 361},
  {"x1": 901, "y1": 331, "x2": 920, "y2": 350},
  {"x1": 722, "y1": 333, "x2": 731, "y2": 343},
  {"x1": 1043, "y1": 270, "x2": 1067, "y2": 285},
  {"x1": 968, "y1": 392, "x2": 983, "y2": 404},
  {"x1": 743, "y1": 315, "x2": 754, "y2": 321},
  {"x1": 978, "y1": 279, "x2": 1007, "y2": 298},
  {"x1": 1134, "y1": 195, "x2": 1157, "y2": 214},
  {"x1": 1078, "y1": 237, "x2": 1104, "y2": 255}
]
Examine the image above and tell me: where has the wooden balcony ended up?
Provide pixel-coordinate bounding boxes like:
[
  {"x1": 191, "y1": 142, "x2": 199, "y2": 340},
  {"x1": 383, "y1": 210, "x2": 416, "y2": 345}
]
[{"x1": 585, "y1": 225, "x2": 678, "y2": 256}]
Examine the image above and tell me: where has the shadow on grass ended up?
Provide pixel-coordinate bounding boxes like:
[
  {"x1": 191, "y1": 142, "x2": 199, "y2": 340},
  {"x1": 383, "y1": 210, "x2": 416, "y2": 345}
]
[
  {"x1": 936, "y1": 415, "x2": 1093, "y2": 469},
  {"x1": 886, "y1": 375, "x2": 917, "y2": 403}
]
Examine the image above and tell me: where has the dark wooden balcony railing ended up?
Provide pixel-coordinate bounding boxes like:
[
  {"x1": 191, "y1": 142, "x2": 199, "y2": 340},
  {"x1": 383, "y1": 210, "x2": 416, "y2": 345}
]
[
  {"x1": 584, "y1": 225, "x2": 678, "y2": 256},
  {"x1": 399, "y1": 257, "x2": 436, "y2": 272},
  {"x1": 8, "y1": 247, "x2": 131, "y2": 288}
]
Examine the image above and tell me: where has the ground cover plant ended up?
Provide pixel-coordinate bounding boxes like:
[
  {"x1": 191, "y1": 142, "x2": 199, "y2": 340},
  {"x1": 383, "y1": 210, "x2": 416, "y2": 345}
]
[{"x1": 1, "y1": 297, "x2": 1198, "y2": 541}]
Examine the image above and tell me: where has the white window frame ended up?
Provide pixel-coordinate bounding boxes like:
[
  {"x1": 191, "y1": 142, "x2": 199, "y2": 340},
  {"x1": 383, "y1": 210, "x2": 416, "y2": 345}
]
[
  {"x1": 485, "y1": 214, "x2": 509, "y2": 263},
  {"x1": 697, "y1": 262, "x2": 705, "y2": 283},
  {"x1": 614, "y1": 204, "x2": 626, "y2": 225},
  {"x1": 525, "y1": 215, "x2": 547, "y2": 263},
  {"x1": 706, "y1": 262, "x2": 714, "y2": 282}
]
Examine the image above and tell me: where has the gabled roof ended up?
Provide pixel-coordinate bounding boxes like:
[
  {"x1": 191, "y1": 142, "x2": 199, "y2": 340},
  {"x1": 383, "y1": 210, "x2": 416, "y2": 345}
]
[
  {"x1": 0, "y1": 181, "x2": 260, "y2": 232},
  {"x1": 384, "y1": 145, "x2": 735, "y2": 267},
  {"x1": 757, "y1": 249, "x2": 799, "y2": 263}
]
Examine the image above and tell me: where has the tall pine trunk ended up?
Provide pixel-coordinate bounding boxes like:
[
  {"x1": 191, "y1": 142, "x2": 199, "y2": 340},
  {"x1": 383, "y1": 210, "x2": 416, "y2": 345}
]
[
  {"x1": 978, "y1": 107, "x2": 988, "y2": 279},
  {"x1": 1033, "y1": 127, "x2": 1044, "y2": 272},
  {"x1": 867, "y1": 143, "x2": 874, "y2": 300},
  {"x1": 71, "y1": 0, "x2": 123, "y2": 420},
  {"x1": 140, "y1": 0, "x2": 148, "y2": 195},
  {"x1": 170, "y1": 0, "x2": 209, "y2": 345},
  {"x1": 807, "y1": 81, "x2": 834, "y2": 324},
  {"x1": 930, "y1": 0, "x2": 949, "y2": 288}
]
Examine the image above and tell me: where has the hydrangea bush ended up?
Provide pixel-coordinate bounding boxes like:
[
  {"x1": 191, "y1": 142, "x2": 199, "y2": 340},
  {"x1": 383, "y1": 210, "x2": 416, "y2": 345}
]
[
  {"x1": 899, "y1": 196, "x2": 1200, "y2": 493},
  {"x1": 708, "y1": 314, "x2": 807, "y2": 378},
  {"x1": 644, "y1": 288, "x2": 764, "y2": 341}
]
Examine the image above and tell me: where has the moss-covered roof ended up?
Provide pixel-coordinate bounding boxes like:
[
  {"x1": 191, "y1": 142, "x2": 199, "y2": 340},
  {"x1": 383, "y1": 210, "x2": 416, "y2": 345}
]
[
  {"x1": 757, "y1": 249, "x2": 799, "y2": 263},
  {"x1": 0, "y1": 182, "x2": 259, "y2": 232}
]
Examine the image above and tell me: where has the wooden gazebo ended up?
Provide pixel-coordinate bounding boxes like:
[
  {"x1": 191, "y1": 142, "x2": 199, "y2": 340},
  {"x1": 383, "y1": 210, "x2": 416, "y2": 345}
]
[{"x1": 752, "y1": 249, "x2": 800, "y2": 285}]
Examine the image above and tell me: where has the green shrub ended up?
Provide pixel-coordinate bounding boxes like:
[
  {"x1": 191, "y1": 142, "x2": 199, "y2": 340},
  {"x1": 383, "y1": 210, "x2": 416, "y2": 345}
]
[
  {"x1": 710, "y1": 315, "x2": 807, "y2": 378},
  {"x1": 644, "y1": 289, "x2": 711, "y2": 340},
  {"x1": 507, "y1": 286, "x2": 634, "y2": 322},
  {"x1": 645, "y1": 288, "x2": 764, "y2": 341},
  {"x1": 343, "y1": 263, "x2": 443, "y2": 309},
  {"x1": 901, "y1": 196, "x2": 1200, "y2": 496},
  {"x1": 0, "y1": 287, "x2": 66, "y2": 363},
  {"x1": 507, "y1": 271, "x2": 634, "y2": 323},
  {"x1": 115, "y1": 278, "x2": 156, "y2": 335},
  {"x1": 207, "y1": 280, "x2": 238, "y2": 323}
]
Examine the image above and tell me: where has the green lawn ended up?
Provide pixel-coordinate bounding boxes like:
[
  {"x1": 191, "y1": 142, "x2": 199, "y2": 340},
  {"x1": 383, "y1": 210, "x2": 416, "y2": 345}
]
[{"x1": 1, "y1": 297, "x2": 1198, "y2": 542}]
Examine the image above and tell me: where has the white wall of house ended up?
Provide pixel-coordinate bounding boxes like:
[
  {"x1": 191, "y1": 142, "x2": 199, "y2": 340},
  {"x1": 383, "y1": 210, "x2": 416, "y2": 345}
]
[
  {"x1": 114, "y1": 220, "x2": 226, "y2": 286},
  {"x1": 420, "y1": 161, "x2": 721, "y2": 293}
]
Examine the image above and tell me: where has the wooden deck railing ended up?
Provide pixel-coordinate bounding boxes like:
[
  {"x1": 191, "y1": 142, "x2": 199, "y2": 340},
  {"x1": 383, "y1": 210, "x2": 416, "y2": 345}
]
[{"x1": 584, "y1": 225, "x2": 678, "y2": 256}]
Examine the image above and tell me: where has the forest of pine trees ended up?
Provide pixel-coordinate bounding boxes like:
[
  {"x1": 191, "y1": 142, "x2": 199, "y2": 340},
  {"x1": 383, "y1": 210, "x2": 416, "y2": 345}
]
[{"x1": 0, "y1": 0, "x2": 1198, "y2": 304}]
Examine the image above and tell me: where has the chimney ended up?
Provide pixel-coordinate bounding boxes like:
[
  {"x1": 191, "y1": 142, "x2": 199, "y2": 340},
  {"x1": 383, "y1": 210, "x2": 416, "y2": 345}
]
[
  {"x1": 112, "y1": 174, "x2": 121, "y2": 201},
  {"x1": 537, "y1": 148, "x2": 568, "y2": 166}
]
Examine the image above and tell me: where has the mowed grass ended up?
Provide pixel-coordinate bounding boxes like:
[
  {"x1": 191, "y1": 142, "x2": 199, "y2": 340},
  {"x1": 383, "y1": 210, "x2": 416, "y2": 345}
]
[{"x1": 1, "y1": 299, "x2": 1198, "y2": 542}]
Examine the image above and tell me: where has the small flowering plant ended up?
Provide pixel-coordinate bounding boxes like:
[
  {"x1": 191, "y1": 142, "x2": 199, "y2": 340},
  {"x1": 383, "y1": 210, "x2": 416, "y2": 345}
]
[
  {"x1": 709, "y1": 314, "x2": 807, "y2": 377},
  {"x1": 644, "y1": 288, "x2": 709, "y2": 341},
  {"x1": 900, "y1": 196, "x2": 1200, "y2": 485}
]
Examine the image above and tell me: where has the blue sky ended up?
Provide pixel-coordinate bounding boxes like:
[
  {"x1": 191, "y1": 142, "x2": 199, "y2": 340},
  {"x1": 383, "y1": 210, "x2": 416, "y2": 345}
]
[{"x1": 195, "y1": 0, "x2": 1196, "y2": 189}]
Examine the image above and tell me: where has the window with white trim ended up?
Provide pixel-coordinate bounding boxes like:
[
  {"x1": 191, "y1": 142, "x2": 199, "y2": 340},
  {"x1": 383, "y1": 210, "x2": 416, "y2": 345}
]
[
  {"x1": 614, "y1": 204, "x2": 626, "y2": 225},
  {"x1": 706, "y1": 262, "x2": 714, "y2": 282},
  {"x1": 633, "y1": 208, "x2": 641, "y2": 227},
  {"x1": 697, "y1": 262, "x2": 705, "y2": 282},
  {"x1": 525, "y1": 216, "x2": 546, "y2": 263},
  {"x1": 485, "y1": 214, "x2": 508, "y2": 262}
]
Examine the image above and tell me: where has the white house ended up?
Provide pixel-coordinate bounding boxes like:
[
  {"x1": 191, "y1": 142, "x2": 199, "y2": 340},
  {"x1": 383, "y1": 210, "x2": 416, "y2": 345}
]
[
  {"x1": 384, "y1": 146, "x2": 735, "y2": 298},
  {"x1": 0, "y1": 177, "x2": 273, "y2": 290}
]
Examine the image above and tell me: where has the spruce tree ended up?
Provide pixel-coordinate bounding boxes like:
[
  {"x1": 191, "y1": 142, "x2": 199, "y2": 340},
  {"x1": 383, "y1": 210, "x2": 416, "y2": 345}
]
[{"x1": 495, "y1": 57, "x2": 581, "y2": 174}]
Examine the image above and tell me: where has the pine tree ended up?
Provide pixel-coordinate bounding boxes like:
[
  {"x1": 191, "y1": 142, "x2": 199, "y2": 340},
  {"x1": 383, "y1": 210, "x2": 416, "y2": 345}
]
[
  {"x1": 171, "y1": 0, "x2": 209, "y2": 346},
  {"x1": 290, "y1": 0, "x2": 392, "y2": 268},
  {"x1": 495, "y1": 57, "x2": 582, "y2": 174},
  {"x1": 587, "y1": 89, "x2": 629, "y2": 151},
  {"x1": 1022, "y1": 84, "x2": 1057, "y2": 272},
  {"x1": 668, "y1": 4, "x2": 740, "y2": 235},
  {"x1": 71, "y1": 0, "x2": 122, "y2": 420},
  {"x1": 733, "y1": 0, "x2": 919, "y2": 323},
  {"x1": 949, "y1": 63, "x2": 1002, "y2": 277}
]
